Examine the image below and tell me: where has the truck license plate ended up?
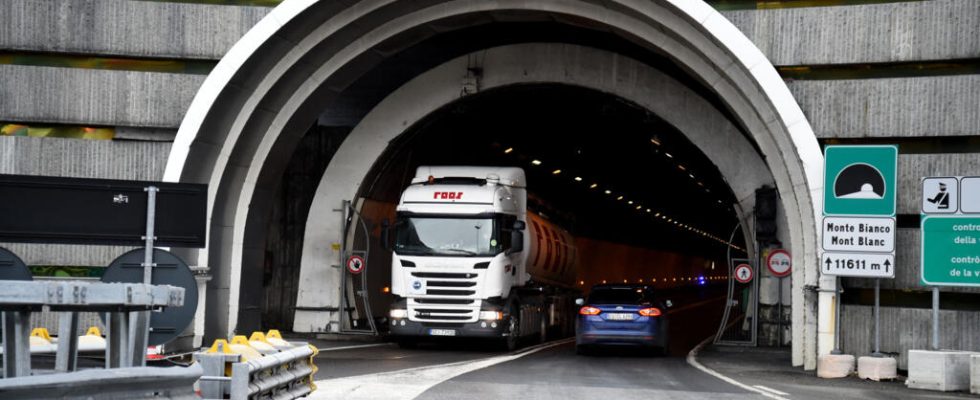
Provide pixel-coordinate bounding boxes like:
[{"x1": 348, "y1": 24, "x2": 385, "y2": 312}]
[
  {"x1": 429, "y1": 329, "x2": 456, "y2": 336},
  {"x1": 605, "y1": 313, "x2": 634, "y2": 321}
]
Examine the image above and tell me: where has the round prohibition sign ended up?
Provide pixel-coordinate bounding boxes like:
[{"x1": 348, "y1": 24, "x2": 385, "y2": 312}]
[
  {"x1": 347, "y1": 255, "x2": 365, "y2": 275},
  {"x1": 734, "y1": 264, "x2": 754, "y2": 283},
  {"x1": 766, "y1": 249, "x2": 792, "y2": 277}
]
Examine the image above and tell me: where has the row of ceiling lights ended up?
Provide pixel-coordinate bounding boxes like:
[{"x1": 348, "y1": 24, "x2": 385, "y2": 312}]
[
  {"x1": 579, "y1": 275, "x2": 730, "y2": 285},
  {"x1": 502, "y1": 145, "x2": 745, "y2": 252}
]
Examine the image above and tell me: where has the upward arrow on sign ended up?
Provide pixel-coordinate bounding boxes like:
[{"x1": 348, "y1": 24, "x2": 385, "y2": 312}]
[{"x1": 884, "y1": 259, "x2": 891, "y2": 273}]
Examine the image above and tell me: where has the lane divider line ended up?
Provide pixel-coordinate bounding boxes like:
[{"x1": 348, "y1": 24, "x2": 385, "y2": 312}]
[
  {"x1": 753, "y1": 385, "x2": 790, "y2": 396},
  {"x1": 309, "y1": 338, "x2": 573, "y2": 400},
  {"x1": 686, "y1": 335, "x2": 790, "y2": 400},
  {"x1": 316, "y1": 343, "x2": 390, "y2": 352}
]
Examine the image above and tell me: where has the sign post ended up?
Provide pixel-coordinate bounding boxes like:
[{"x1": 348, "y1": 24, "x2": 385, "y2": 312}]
[
  {"x1": 821, "y1": 145, "x2": 898, "y2": 358},
  {"x1": 920, "y1": 176, "x2": 980, "y2": 350},
  {"x1": 766, "y1": 250, "x2": 791, "y2": 346}
]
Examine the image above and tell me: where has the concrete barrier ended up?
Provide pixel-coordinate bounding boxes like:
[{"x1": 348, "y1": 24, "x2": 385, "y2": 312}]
[
  {"x1": 907, "y1": 350, "x2": 980, "y2": 392},
  {"x1": 971, "y1": 354, "x2": 979, "y2": 395}
]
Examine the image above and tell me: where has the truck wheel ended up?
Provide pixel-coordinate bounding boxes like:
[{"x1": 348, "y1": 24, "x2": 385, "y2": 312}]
[{"x1": 504, "y1": 307, "x2": 521, "y2": 351}]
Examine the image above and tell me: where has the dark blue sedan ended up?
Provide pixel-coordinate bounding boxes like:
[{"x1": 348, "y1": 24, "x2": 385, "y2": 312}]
[{"x1": 575, "y1": 284, "x2": 671, "y2": 355}]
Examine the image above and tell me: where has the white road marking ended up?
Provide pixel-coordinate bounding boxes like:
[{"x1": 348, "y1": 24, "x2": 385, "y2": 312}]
[
  {"x1": 753, "y1": 385, "x2": 790, "y2": 396},
  {"x1": 317, "y1": 343, "x2": 390, "y2": 352},
  {"x1": 309, "y1": 338, "x2": 573, "y2": 400},
  {"x1": 686, "y1": 336, "x2": 790, "y2": 400}
]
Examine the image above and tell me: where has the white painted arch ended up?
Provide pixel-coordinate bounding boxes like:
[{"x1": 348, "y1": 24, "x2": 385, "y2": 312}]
[
  {"x1": 297, "y1": 41, "x2": 776, "y2": 333},
  {"x1": 164, "y1": 0, "x2": 826, "y2": 369}
]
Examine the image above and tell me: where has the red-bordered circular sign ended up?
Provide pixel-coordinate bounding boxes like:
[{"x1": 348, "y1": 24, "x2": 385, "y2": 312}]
[
  {"x1": 734, "y1": 263, "x2": 754, "y2": 283},
  {"x1": 347, "y1": 255, "x2": 365, "y2": 275},
  {"x1": 766, "y1": 249, "x2": 792, "y2": 277}
]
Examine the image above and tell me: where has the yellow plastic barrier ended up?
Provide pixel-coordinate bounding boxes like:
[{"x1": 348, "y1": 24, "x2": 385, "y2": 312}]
[
  {"x1": 263, "y1": 330, "x2": 293, "y2": 349},
  {"x1": 246, "y1": 332, "x2": 278, "y2": 355},
  {"x1": 229, "y1": 336, "x2": 264, "y2": 361},
  {"x1": 30, "y1": 327, "x2": 52, "y2": 342},
  {"x1": 85, "y1": 326, "x2": 102, "y2": 337}
]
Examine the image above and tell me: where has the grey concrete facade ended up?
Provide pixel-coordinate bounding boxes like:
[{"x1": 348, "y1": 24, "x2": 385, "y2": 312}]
[{"x1": 1, "y1": 0, "x2": 978, "y2": 368}]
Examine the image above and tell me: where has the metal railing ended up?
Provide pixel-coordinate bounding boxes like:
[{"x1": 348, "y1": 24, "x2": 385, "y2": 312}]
[{"x1": 195, "y1": 330, "x2": 318, "y2": 400}]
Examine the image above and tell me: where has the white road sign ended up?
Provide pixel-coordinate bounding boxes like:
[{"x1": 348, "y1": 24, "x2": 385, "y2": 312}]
[
  {"x1": 961, "y1": 177, "x2": 980, "y2": 214},
  {"x1": 822, "y1": 217, "x2": 895, "y2": 253},
  {"x1": 922, "y1": 177, "x2": 959, "y2": 214},
  {"x1": 821, "y1": 252, "x2": 895, "y2": 278}
]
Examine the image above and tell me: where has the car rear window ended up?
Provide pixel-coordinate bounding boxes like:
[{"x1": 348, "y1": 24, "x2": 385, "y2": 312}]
[{"x1": 588, "y1": 288, "x2": 652, "y2": 304}]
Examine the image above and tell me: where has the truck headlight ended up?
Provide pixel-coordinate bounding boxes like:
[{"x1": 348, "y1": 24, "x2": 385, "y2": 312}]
[
  {"x1": 479, "y1": 311, "x2": 503, "y2": 321},
  {"x1": 390, "y1": 309, "x2": 408, "y2": 319}
]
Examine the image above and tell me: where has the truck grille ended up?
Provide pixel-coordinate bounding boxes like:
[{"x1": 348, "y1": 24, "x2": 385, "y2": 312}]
[{"x1": 408, "y1": 271, "x2": 480, "y2": 323}]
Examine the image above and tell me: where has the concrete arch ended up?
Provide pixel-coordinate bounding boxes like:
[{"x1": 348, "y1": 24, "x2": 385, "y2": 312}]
[
  {"x1": 164, "y1": 0, "x2": 824, "y2": 368},
  {"x1": 298, "y1": 41, "x2": 775, "y2": 331}
]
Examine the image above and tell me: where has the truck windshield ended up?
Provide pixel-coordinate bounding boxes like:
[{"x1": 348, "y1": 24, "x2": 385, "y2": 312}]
[{"x1": 394, "y1": 215, "x2": 502, "y2": 257}]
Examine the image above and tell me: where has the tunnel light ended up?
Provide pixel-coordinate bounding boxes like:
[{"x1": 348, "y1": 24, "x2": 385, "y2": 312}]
[
  {"x1": 574, "y1": 176, "x2": 582, "y2": 182},
  {"x1": 665, "y1": 152, "x2": 673, "y2": 158},
  {"x1": 552, "y1": 169, "x2": 562, "y2": 175},
  {"x1": 531, "y1": 159, "x2": 542, "y2": 166},
  {"x1": 623, "y1": 280, "x2": 628, "y2": 283},
  {"x1": 646, "y1": 209, "x2": 651, "y2": 213},
  {"x1": 717, "y1": 200, "x2": 723, "y2": 203},
  {"x1": 504, "y1": 147, "x2": 514, "y2": 154},
  {"x1": 616, "y1": 196, "x2": 624, "y2": 201},
  {"x1": 650, "y1": 137, "x2": 661, "y2": 146},
  {"x1": 688, "y1": 173, "x2": 695, "y2": 179},
  {"x1": 590, "y1": 183, "x2": 598, "y2": 189},
  {"x1": 627, "y1": 200, "x2": 633, "y2": 204},
  {"x1": 604, "y1": 190, "x2": 612, "y2": 195},
  {"x1": 655, "y1": 212, "x2": 660, "y2": 217},
  {"x1": 635, "y1": 206, "x2": 642, "y2": 210},
  {"x1": 697, "y1": 181, "x2": 704, "y2": 187},
  {"x1": 652, "y1": 278, "x2": 657, "y2": 282},
  {"x1": 579, "y1": 281, "x2": 585, "y2": 285},
  {"x1": 638, "y1": 279, "x2": 643, "y2": 283},
  {"x1": 678, "y1": 165, "x2": 686, "y2": 171},
  {"x1": 602, "y1": 280, "x2": 607, "y2": 284}
]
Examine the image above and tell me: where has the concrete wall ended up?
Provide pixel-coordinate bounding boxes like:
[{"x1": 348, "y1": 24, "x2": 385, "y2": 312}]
[
  {"x1": 721, "y1": 0, "x2": 980, "y2": 65},
  {"x1": 0, "y1": 0, "x2": 268, "y2": 59}
]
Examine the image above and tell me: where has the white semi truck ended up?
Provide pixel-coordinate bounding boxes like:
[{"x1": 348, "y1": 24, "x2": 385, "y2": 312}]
[{"x1": 384, "y1": 166, "x2": 578, "y2": 349}]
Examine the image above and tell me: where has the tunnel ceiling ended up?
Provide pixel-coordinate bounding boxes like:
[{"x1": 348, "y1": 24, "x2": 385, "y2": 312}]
[{"x1": 358, "y1": 84, "x2": 745, "y2": 258}]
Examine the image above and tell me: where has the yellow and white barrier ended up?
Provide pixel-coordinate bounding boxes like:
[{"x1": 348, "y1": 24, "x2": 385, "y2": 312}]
[{"x1": 195, "y1": 330, "x2": 318, "y2": 400}]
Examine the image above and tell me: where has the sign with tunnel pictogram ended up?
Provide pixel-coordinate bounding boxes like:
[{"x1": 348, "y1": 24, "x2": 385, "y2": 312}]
[
  {"x1": 347, "y1": 255, "x2": 365, "y2": 275},
  {"x1": 823, "y1": 145, "x2": 897, "y2": 216},
  {"x1": 734, "y1": 263, "x2": 753, "y2": 283}
]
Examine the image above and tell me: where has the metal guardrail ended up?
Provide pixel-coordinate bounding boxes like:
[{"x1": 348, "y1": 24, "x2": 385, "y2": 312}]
[
  {"x1": 0, "y1": 280, "x2": 185, "y2": 377},
  {"x1": 0, "y1": 364, "x2": 203, "y2": 400},
  {"x1": 195, "y1": 330, "x2": 318, "y2": 400}
]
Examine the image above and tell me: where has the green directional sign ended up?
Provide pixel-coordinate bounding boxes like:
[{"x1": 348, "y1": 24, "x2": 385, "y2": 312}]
[
  {"x1": 823, "y1": 145, "x2": 897, "y2": 216},
  {"x1": 921, "y1": 216, "x2": 980, "y2": 287}
]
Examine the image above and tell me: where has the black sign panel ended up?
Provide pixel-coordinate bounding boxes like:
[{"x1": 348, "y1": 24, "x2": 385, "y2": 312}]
[{"x1": 0, "y1": 174, "x2": 206, "y2": 247}]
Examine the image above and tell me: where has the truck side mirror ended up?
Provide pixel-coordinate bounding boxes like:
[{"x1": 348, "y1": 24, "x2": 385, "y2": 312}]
[
  {"x1": 381, "y1": 219, "x2": 391, "y2": 251},
  {"x1": 507, "y1": 220, "x2": 526, "y2": 254}
]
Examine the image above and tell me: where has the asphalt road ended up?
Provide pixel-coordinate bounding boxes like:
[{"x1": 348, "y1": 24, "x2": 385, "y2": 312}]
[{"x1": 310, "y1": 286, "x2": 744, "y2": 399}]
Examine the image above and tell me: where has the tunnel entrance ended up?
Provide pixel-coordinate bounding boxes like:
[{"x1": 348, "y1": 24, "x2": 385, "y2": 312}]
[
  {"x1": 328, "y1": 84, "x2": 748, "y2": 335},
  {"x1": 165, "y1": 1, "x2": 823, "y2": 368}
]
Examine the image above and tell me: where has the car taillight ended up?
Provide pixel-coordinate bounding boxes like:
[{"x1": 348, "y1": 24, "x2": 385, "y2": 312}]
[
  {"x1": 638, "y1": 307, "x2": 662, "y2": 317},
  {"x1": 579, "y1": 306, "x2": 601, "y2": 315}
]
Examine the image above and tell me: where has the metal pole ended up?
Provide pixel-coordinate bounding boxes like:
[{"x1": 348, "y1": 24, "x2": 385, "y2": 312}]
[
  {"x1": 143, "y1": 186, "x2": 158, "y2": 284},
  {"x1": 872, "y1": 278, "x2": 882, "y2": 357},
  {"x1": 832, "y1": 276, "x2": 842, "y2": 354},
  {"x1": 777, "y1": 276, "x2": 783, "y2": 346},
  {"x1": 931, "y1": 286, "x2": 939, "y2": 350}
]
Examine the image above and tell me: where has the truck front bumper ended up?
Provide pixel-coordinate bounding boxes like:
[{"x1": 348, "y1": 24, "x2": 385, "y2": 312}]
[{"x1": 388, "y1": 318, "x2": 509, "y2": 338}]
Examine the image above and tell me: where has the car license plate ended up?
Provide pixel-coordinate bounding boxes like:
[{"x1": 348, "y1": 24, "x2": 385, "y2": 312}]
[
  {"x1": 605, "y1": 313, "x2": 634, "y2": 321},
  {"x1": 429, "y1": 329, "x2": 456, "y2": 336}
]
